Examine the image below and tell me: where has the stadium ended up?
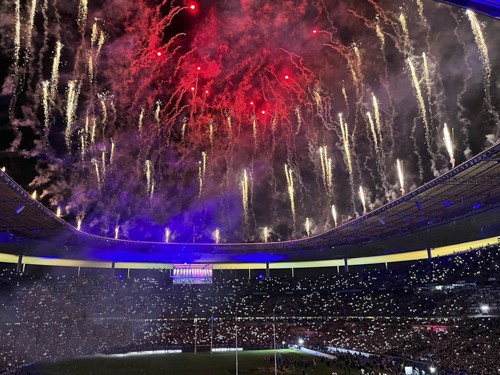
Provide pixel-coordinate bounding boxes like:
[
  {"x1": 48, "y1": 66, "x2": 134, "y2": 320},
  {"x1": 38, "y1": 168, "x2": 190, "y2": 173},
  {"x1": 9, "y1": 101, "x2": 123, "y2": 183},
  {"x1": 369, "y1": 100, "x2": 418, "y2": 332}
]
[{"x1": 0, "y1": 0, "x2": 499, "y2": 374}]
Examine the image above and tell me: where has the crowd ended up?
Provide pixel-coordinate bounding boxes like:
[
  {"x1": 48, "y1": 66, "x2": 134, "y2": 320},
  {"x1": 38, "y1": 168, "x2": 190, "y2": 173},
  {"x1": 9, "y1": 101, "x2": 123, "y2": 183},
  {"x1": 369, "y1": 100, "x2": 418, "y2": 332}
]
[{"x1": 0, "y1": 244, "x2": 498, "y2": 374}]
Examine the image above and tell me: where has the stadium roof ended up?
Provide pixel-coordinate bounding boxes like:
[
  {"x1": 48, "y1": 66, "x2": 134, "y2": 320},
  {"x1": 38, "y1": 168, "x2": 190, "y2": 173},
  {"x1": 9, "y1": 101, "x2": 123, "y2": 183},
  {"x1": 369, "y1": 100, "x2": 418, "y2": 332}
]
[
  {"x1": 436, "y1": 0, "x2": 500, "y2": 19},
  {"x1": 1, "y1": 143, "x2": 500, "y2": 263}
]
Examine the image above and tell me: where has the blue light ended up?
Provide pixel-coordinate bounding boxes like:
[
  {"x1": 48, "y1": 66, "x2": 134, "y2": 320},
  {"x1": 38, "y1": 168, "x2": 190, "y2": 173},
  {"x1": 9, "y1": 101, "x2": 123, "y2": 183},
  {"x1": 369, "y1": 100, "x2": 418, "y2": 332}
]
[
  {"x1": 473, "y1": 203, "x2": 481, "y2": 209},
  {"x1": 443, "y1": 201, "x2": 452, "y2": 207}
]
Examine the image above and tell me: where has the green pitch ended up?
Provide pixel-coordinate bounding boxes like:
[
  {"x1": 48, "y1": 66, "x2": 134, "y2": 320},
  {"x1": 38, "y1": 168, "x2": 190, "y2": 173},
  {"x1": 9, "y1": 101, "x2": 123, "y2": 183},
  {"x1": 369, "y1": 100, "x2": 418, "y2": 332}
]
[{"x1": 41, "y1": 349, "x2": 360, "y2": 375}]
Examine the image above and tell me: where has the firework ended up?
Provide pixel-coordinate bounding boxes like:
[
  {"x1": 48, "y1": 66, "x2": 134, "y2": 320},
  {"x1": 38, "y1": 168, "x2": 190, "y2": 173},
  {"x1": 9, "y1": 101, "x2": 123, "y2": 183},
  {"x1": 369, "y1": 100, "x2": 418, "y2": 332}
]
[
  {"x1": 165, "y1": 227, "x2": 171, "y2": 243},
  {"x1": 375, "y1": 18, "x2": 385, "y2": 51},
  {"x1": 396, "y1": 159, "x2": 405, "y2": 195},
  {"x1": 56, "y1": 206, "x2": 62, "y2": 217},
  {"x1": 25, "y1": 0, "x2": 38, "y2": 61},
  {"x1": 198, "y1": 152, "x2": 207, "y2": 197},
  {"x1": 399, "y1": 11, "x2": 411, "y2": 51},
  {"x1": 92, "y1": 158, "x2": 101, "y2": 192},
  {"x1": 338, "y1": 114, "x2": 354, "y2": 183},
  {"x1": 367, "y1": 112, "x2": 379, "y2": 157},
  {"x1": 138, "y1": 107, "x2": 145, "y2": 132},
  {"x1": 372, "y1": 94, "x2": 383, "y2": 147},
  {"x1": 13, "y1": 0, "x2": 21, "y2": 74},
  {"x1": 65, "y1": 80, "x2": 81, "y2": 152},
  {"x1": 359, "y1": 186, "x2": 367, "y2": 214},
  {"x1": 145, "y1": 160, "x2": 154, "y2": 199},
  {"x1": 241, "y1": 170, "x2": 250, "y2": 224},
  {"x1": 467, "y1": 10, "x2": 491, "y2": 77},
  {"x1": 31, "y1": 191, "x2": 37, "y2": 200},
  {"x1": 50, "y1": 41, "x2": 63, "y2": 101},
  {"x1": 77, "y1": 0, "x2": 88, "y2": 32},
  {"x1": 331, "y1": 204, "x2": 338, "y2": 227},
  {"x1": 305, "y1": 218, "x2": 311, "y2": 237},
  {"x1": 114, "y1": 225, "x2": 119, "y2": 239},
  {"x1": 284, "y1": 164, "x2": 296, "y2": 224},
  {"x1": 214, "y1": 228, "x2": 220, "y2": 244},
  {"x1": 407, "y1": 58, "x2": 431, "y2": 151},
  {"x1": 443, "y1": 123, "x2": 455, "y2": 168},
  {"x1": 76, "y1": 217, "x2": 82, "y2": 231},
  {"x1": 422, "y1": 53, "x2": 432, "y2": 106},
  {"x1": 155, "y1": 101, "x2": 161, "y2": 127},
  {"x1": 263, "y1": 226, "x2": 269, "y2": 243},
  {"x1": 110, "y1": 140, "x2": 115, "y2": 165},
  {"x1": 41, "y1": 81, "x2": 50, "y2": 141}
]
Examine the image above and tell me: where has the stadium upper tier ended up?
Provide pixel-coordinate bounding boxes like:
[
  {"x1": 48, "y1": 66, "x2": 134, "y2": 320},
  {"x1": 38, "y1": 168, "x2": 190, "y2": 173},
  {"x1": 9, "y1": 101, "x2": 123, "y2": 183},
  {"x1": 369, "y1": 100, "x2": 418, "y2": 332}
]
[{"x1": 1, "y1": 143, "x2": 500, "y2": 263}]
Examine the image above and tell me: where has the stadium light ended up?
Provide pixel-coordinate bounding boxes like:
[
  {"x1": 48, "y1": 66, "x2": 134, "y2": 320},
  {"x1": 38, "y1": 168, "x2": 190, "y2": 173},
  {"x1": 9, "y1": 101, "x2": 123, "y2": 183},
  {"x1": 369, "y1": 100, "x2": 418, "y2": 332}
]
[
  {"x1": 298, "y1": 338, "x2": 304, "y2": 345},
  {"x1": 429, "y1": 366, "x2": 436, "y2": 373}
]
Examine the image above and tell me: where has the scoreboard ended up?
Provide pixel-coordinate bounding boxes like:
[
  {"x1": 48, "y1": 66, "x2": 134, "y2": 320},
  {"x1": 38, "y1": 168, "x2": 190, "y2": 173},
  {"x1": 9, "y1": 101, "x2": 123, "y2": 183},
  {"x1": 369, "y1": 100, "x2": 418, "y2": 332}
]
[{"x1": 172, "y1": 264, "x2": 213, "y2": 284}]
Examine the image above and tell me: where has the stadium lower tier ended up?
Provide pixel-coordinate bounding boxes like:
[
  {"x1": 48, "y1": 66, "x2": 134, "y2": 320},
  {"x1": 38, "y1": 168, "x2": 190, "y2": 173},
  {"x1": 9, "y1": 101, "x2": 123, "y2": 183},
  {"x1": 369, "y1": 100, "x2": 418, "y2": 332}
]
[{"x1": 0, "y1": 244, "x2": 499, "y2": 374}]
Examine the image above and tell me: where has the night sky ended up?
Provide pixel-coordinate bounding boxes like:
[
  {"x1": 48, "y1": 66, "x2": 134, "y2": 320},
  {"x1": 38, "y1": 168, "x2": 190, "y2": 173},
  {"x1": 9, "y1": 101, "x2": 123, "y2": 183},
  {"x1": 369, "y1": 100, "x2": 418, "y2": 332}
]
[{"x1": 0, "y1": 0, "x2": 499, "y2": 243}]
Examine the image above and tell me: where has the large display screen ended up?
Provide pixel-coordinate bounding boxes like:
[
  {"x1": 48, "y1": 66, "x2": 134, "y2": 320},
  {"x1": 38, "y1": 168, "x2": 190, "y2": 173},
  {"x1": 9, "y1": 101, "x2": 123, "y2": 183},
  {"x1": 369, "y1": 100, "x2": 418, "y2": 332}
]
[{"x1": 172, "y1": 264, "x2": 213, "y2": 284}]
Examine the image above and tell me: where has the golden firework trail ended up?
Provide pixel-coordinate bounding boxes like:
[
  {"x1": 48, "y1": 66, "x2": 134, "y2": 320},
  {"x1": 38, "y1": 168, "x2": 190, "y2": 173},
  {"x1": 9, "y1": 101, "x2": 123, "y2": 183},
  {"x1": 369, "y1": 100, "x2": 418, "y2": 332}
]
[
  {"x1": 284, "y1": 164, "x2": 296, "y2": 224},
  {"x1": 25, "y1": 0, "x2": 38, "y2": 60},
  {"x1": 165, "y1": 227, "x2": 171, "y2": 243},
  {"x1": 319, "y1": 146, "x2": 327, "y2": 190},
  {"x1": 114, "y1": 225, "x2": 119, "y2": 240},
  {"x1": 77, "y1": 217, "x2": 82, "y2": 231},
  {"x1": 91, "y1": 119, "x2": 97, "y2": 147},
  {"x1": 50, "y1": 41, "x2": 63, "y2": 101},
  {"x1": 96, "y1": 31, "x2": 106, "y2": 58},
  {"x1": 56, "y1": 206, "x2": 62, "y2": 217},
  {"x1": 367, "y1": 112, "x2": 379, "y2": 156},
  {"x1": 88, "y1": 54, "x2": 94, "y2": 83},
  {"x1": 155, "y1": 100, "x2": 161, "y2": 127},
  {"x1": 98, "y1": 93, "x2": 108, "y2": 125},
  {"x1": 305, "y1": 217, "x2": 311, "y2": 237},
  {"x1": 359, "y1": 186, "x2": 367, "y2": 213},
  {"x1": 80, "y1": 133, "x2": 86, "y2": 161},
  {"x1": 31, "y1": 191, "x2": 37, "y2": 200},
  {"x1": 209, "y1": 122, "x2": 214, "y2": 148},
  {"x1": 319, "y1": 146, "x2": 334, "y2": 196},
  {"x1": 396, "y1": 159, "x2": 405, "y2": 195},
  {"x1": 198, "y1": 152, "x2": 207, "y2": 197},
  {"x1": 138, "y1": 107, "x2": 145, "y2": 132},
  {"x1": 375, "y1": 18, "x2": 385, "y2": 51},
  {"x1": 252, "y1": 117, "x2": 257, "y2": 145},
  {"x1": 398, "y1": 11, "x2": 411, "y2": 51},
  {"x1": 443, "y1": 123, "x2": 455, "y2": 168},
  {"x1": 14, "y1": 0, "x2": 21, "y2": 73},
  {"x1": 313, "y1": 88, "x2": 322, "y2": 108},
  {"x1": 145, "y1": 160, "x2": 154, "y2": 199},
  {"x1": 241, "y1": 169, "x2": 250, "y2": 224},
  {"x1": 467, "y1": 10, "x2": 491, "y2": 76},
  {"x1": 91, "y1": 22, "x2": 99, "y2": 47},
  {"x1": 1, "y1": 167, "x2": 5, "y2": 173},
  {"x1": 372, "y1": 94, "x2": 383, "y2": 147},
  {"x1": 422, "y1": 53, "x2": 432, "y2": 104},
  {"x1": 416, "y1": 0, "x2": 425, "y2": 19},
  {"x1": 214, "y1": 228, "x2": 220, "y2": 244},
  {"x1": 263, "y1": 226, "x2": 269, "y2": 243},
  {"x1": 101, "y1": 150, "x2": 107, "y2": 183},
  {"x1": 331, "y1": 204, "x2": 338, "y2": 227},
  {"x1": 65, "y1": 80, "x2": 81, "y2": 152},
  {"x1": 407, "y1": 58, "x2": 431, "y2": 150},
  {"x1": 77, "y1": 0, "x2": 88, "y2": 32},
  {"x1": 326, "y1": 157, "x2": 333, "y2": 194},
  {"x1": 92, "y1": 158, "x2": 101, "y2": 192},
  {"x1": 338, "y1": 114, "x2": 353, "y2": 181},
  {"x1": 41, "y1": 81, "x2": 50, "y2": 140},
  {"x1": 181, "y1": 118, "x2": 187, "y2": 141},
  {"x1": 110, "y1": 139, "x2": 115, "y2": 164},
  {"x1": 227, "y1": 116, "x2": 232, "y2": 135}
]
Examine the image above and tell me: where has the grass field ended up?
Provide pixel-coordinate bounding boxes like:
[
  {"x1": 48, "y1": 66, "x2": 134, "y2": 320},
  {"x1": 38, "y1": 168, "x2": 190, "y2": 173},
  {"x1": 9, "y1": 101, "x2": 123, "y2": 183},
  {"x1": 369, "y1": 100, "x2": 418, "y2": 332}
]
[{"x1": 41, "y1": 349, "x2": 359, "y2": 375}]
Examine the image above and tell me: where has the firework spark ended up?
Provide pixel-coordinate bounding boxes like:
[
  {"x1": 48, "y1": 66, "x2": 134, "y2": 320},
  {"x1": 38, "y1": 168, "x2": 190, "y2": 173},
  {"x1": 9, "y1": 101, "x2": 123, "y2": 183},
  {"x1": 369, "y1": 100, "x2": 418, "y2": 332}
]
[
  {"x1": 443, "y1": 123, "x2": 455, "y2": 168},
  {"x1": 396, "y1": 159, "x2": 405, "y2": 195}
]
